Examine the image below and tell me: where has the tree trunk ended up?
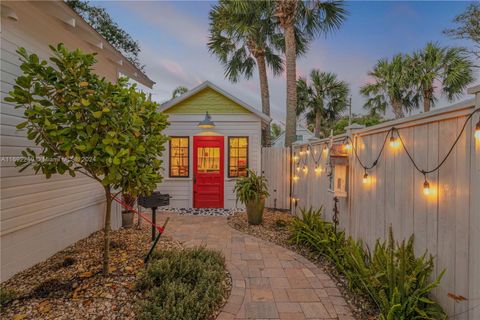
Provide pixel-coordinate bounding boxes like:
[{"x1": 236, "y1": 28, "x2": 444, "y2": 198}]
[
  {"x1": 314, "y1": 109, "x2": 322, "y2": 138},
  {"x1": 257, "y1": 54, "x2": 272, "y2": 147},
  {"x1": 423, "y1": 88, "x2": 432, "y2": 113},
  {"x1": 103, "y1": 187, "x2": 112, "y2": 274},
  {"x1": 391, "y1": 99, "x2": 405, "y2": 119},
  {"x1": 284, "y1": 23, "x2": 297, "y2": 147}
]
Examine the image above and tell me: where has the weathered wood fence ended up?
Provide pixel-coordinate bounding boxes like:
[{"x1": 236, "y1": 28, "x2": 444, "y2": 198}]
[
  {"x1": 261, "y1": 147, "x2": 290, "y2": 210},
  {"x1": 262, "y1": 91, "x2": 480, "y2": 319}
]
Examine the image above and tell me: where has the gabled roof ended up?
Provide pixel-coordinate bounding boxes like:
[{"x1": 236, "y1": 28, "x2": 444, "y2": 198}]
[{"x1": 160, "y1": 81, "x2": 271, "y2": 123}]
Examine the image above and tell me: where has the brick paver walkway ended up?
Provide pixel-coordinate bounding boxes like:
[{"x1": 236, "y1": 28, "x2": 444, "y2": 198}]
[{"x1": 162, "y1": 214, "x2": 354, "y2": 320}]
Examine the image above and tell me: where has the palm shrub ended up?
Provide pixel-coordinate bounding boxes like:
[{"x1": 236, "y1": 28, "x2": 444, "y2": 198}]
[
  {"x1": 233, "y1": 169, "x2": 269, "y2": 225},
  {"x1": 289, "y1": 207, "x2": 446, "y2": 319}
]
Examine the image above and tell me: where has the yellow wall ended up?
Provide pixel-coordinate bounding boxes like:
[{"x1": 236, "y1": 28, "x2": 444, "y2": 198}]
[{"x1": 166, "y1": 88, "x2": 250, "y2": 114}]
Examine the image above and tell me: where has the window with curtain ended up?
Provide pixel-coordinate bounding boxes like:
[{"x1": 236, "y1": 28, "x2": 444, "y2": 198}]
[
  {"x1": 228, "y1": 137, "x2": 248, "y2": 177},
  {"x1": 169, "y1": 137, "x2": 189, "y2": 177}
]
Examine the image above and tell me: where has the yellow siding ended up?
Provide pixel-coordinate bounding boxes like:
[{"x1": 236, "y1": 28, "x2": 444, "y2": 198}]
[{"x1": 166, "y1": 88, "x2": 250, "y2": 114}]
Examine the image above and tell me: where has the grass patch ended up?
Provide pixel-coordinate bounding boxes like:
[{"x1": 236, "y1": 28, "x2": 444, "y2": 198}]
[
  {"x1": 0, "y1": 287, "x2": 17, "y2": 310},
  {"x1": 136, "y1": 246, "x2": 229, "y2": 320}
]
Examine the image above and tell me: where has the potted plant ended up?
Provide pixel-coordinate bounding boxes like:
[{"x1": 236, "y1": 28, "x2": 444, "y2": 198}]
[
  {"x1": 122, "y1": 193, "x2": 135, "y2": 228},
  {"x1": 233, "y1": 169, "x2": 269, "y2": 225}
]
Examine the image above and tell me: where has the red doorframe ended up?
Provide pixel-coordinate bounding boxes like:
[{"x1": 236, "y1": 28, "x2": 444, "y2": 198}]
[{"x1": 193, "y1": 136, "x2": 224, "y2": 208}]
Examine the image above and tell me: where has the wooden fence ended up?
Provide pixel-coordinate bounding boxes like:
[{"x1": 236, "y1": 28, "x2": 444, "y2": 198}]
[
  {"x1": 262, "y1": 93, "x2": 480, "y2": 319},
  {"x1": 261, "y1": 147, "x2": 290, "y2": 210}
]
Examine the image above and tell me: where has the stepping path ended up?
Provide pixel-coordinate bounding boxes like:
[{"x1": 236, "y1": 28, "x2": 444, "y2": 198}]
[{"x1": 162, "y1": 214, "x2": 354, "y2": 320}]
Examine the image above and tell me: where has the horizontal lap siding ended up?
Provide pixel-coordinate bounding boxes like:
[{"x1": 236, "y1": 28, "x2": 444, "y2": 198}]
[
  {"x1": 157, "y1": 118, "x2": 262, "y2": 208},
  {"x1": 0, "y1": 3, "x2": 123, "y2": 281},
  {"x1": 289, "y1": 102, "x2": 479, "y2": 319}
]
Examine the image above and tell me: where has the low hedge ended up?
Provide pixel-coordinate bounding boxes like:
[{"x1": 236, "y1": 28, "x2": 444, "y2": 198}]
[
  {"x1": 136, "y1": 246, "x2": 228, "y2": 320},
  {"x1": 290, "y1": 207, "x2": 446, "y2": 320}
]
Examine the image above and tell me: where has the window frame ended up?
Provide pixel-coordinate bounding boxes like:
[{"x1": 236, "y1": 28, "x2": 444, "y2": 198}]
[
  {"x1": 227, "y1": 136, "x2": 249, "y2": 178},
  {"x1": 169, "y1": 136, "x2": 190, "y2": 178}
]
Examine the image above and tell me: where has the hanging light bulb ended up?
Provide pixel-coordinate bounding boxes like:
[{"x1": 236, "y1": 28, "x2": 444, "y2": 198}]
[
  {"x1": 302, "y1": 165, "x2": 308, "y2": 174},
  {"x1": 344, "y1": 142, "x2": 352, "y2": 151},
  {"x1": 306, "y1": 147, "x2": 310, "y2": 155},
  {"x1": 293, "y1": 154, "x2": 299, "y2": 161},
  {"x1": 296, "y1": 165, "x2": 300, "y2": 172},
  {"x1": 423, "y1": 176, "x2": 431, "y2": 196},
  {"x1": 315, "y1": 165, "x2": 322, "y2": 175},
  {"x1": 389, "y1": 131, "x2": 400, "y2": 149},
  {"x1": 362, "y1": 171, "x2": 369, "y2": 184},
  {"x1": 475, "y1": 119, "x2": 480, "y2": 140},
  {"x1": 293, "y1": 175, "x2": 299, "y2": 182}
]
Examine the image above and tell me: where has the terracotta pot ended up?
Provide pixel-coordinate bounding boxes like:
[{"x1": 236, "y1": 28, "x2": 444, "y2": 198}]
[
  {"x1": 122, "y1": 210, "x2": 134, "y2": 228},
  {"x1": 245, "y1": 197, "x2": 265, "y2": 225}
]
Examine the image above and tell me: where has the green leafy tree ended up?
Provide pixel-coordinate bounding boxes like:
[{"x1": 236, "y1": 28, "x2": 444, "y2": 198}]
[
  {"x1": 332, "y1": 114, "x2": 383, "y2": 136},
  {"x1": 270, "y1": 122, "x2": 282, "y2": 140},
  {"x1": 444, "y1": 3, "x2": 480, "y2": 67},
  {"x1": 411, "y1": 42, "x2": 474, "y2": 112},
  {"x1": 5, "y1": 44, "x2": 168, "y2": 274},
  {"x1": 66, "y1": 0, "x2": 144, "y2": 70},
  {"x1": 208, "y1": 0, "x2": 290, "y2": 147},
  {"x1": 360, "y1": 54, "x2": 415, "y2": 119},
  {"x1": 273, "y1": 0, "x2": 347, "y2": 146},
  {"x1": 171, "y1": 86, "x2": 189, "y2": 99},
  {"x1": 297, "y1": 70, "x2": 349, "y2": 138}
]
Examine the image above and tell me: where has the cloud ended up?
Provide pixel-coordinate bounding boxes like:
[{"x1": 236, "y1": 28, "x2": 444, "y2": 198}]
[{"x1": 123, "y1": 2, "x2": 208, "y2": 48}]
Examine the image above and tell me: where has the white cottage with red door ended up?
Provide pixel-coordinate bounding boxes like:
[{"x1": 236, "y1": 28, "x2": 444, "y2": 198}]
[{"x1": 157, "y1": 81, "x2": 270, "y2": 209}]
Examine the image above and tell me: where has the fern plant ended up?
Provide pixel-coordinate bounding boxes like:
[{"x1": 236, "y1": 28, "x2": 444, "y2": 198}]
[{"x1": 289, "y1": 207, "x2": 446, "y2": 320}]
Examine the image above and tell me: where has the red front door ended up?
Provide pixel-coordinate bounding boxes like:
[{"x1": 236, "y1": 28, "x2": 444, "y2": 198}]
[{"x1": 193, "y1": 136, "x2": 224, "y2": 208}]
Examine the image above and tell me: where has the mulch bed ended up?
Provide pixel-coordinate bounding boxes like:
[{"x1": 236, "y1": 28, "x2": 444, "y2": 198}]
[
  {"x1": 1, "y1": 223, "x2": 183, "y2": 320},
  {"x1": 228, "y1": 209, "x2": 379, "y2": 320}
]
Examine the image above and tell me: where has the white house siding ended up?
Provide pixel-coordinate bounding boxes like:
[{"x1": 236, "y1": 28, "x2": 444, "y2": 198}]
[
  {"x1": 157, "y1": 114, "x2": 262, "y2": 209},
  {"x1": 272, "y1": 127, "x2": 315, "y2": 147},
  {"x1": 0, "y1": 2, "x2": 133, "y2": 281}
]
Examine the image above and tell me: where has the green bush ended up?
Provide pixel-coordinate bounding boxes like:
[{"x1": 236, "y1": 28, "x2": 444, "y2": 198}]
[
  {"x1": 290, "y1": 207, "x2": 446, "y2": 320},
  {"x1": 136, "y1": 247, "x2": 227, "y2": 320},
  {"x1": 0, "y1": 286, "x2": 16, "y2": 310}
]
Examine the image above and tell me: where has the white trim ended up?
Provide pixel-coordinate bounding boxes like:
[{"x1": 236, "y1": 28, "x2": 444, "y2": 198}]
[{"x1": 160, "y1": 81, "x2": 271, "y2": 123}]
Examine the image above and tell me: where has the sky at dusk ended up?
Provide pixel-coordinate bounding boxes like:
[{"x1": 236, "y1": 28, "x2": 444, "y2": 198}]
[{"x1": 95, "y1": 1, "x2": 479, "y2": 124}]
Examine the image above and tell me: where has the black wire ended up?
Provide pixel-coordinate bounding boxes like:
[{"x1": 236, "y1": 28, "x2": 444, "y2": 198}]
[
  {"x1": 397, "y1": 109, "x2": 479, "y2": 176},
  {"x1": 347, "y1": 128, "x2": 394, "y2": 170}
]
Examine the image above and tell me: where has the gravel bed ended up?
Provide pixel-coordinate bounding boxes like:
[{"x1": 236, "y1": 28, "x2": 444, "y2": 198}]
[
  {"x1": 228, "y1": 209, "x2": 379, "y2": 320},
  {"x1": 1, "y1": 223, "x2": 182, "y2": 320},
  {"x1": 161, "y1": 207, "x2": 238, "y2": 216}
]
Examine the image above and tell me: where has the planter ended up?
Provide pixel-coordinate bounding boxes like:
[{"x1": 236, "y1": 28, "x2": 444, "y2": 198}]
[
  {"x1": 122, "y1": 210, "x2": 134, "y2": 228},
  {"x1": 245, "y1": 197, "x2": 265, "y2": 225}
]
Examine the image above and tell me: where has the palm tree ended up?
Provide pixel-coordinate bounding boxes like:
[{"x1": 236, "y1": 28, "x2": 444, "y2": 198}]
[
  {"x1": 208, "y1": 1, "x2": 285, "y2": 147},
  {"x1": 297, "y1": 70, "x2": 349, "y2": 138},
  {"x1": 360, "y1": 54, "x2": 415, "y2": 119},
  {"x1": 274, "y1": 0, "x2": 347, "y2": 146},
  {"x1": 171, "y1": 86, "x2": 188, "y2": 99},
  {"x1": 411, "y1": 42, "x2": 474, "y2": 112}
]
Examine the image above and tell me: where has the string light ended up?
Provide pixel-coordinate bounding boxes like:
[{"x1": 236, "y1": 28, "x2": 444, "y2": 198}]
[
  {"x1": 293, "y1": 175, "x2": 299, "y2": 182},
  {"x1": 306, "y1": 147, "x2": 310, "y2": 155},
  {"x1": 315, "y1": 165, "x2": 322, "y2": 175},
  {"x1": 362, "y1": 171, "x2": 369, "y2": 184},
  {"x1": 302, "y1": 165, "x2": 308, "y2": 174},
  {"x1": 475, "y1": 119, "x2": 480, "y2": 140},
  {"x1": 423, "y1": 180, "x2": 431, "y2": 196},
  {"x1": 344, "y1": 141, "x2": 352, "y2": 151},
  {"x1": 389, "y1": 130, "x2": 400, "y2": 149},
  {"x1": 296, "y1": 165, "x2": 300, "y2": 172},
  {"x1": 323, "y1": 145, "x2": 329, "y2": 155}
]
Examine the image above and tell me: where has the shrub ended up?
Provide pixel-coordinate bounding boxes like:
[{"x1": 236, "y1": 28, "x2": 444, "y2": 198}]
[
  {"x1": 0, "y1": 287, "x2": 16, "y2": 309},
  {"x1": 136, "y1": 247, "x2": 228, "y2": 320},
  {"x1": 233, "y1": 169, "x2": 269, "y2": 205},
  {"x1": 290, "y1": 207, "x2": 446, "y2": 320}
]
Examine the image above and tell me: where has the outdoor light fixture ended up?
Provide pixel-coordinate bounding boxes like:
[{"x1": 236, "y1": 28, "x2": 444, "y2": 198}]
[
  {"x1": 475, "y1": 119, "x2": 480, "y2": 140},
  {"x1": 303, "y1": 165, "x2": 308, "y2": 174},
  {"x1": 197, "y1": 111, "x2": 215, "y2": 129},
  {"x1": 315, "y1": 165, "x2": 322, "y2": 175},
  {"x1": 344, "y1": 142, "x2": 352, "y2": 151},
  {"x1": 423, "y1": 176, "x2": 431, "y2": 196},
  {"x1": 389, "y1": 131, "x2": 400, "y2": 149},
  {"x1": 362, "y1": 171, "x2": 369, "y2": 184},
  {"x1": 296, "y1": 165, "x2": 300, "y2": 172},
  {"x1": 293, "y1": 154, "x2": 299, "y2": 161}
]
